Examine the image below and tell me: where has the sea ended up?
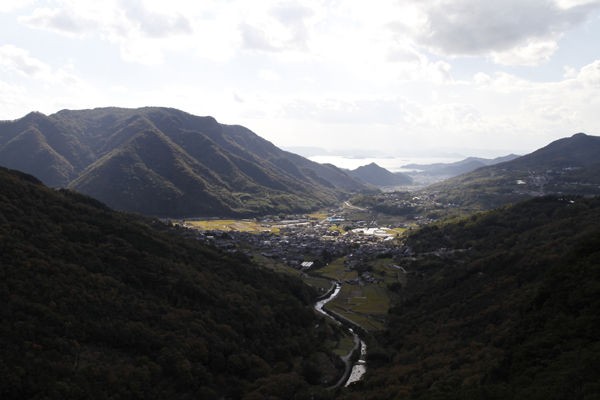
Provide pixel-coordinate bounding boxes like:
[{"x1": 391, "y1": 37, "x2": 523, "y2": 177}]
[{"x1": 308, "y1": 155, "x2": 463, "y2": 173}]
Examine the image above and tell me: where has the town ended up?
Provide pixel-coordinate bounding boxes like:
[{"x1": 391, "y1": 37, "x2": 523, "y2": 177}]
[{"x1": 179, "y1": 207, "x2": 415, "y2": 274}]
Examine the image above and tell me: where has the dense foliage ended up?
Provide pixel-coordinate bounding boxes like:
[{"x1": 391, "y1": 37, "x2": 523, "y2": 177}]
[
  {"x1": 343, "y1": 196, "x2": 600, "y2": 399},
  {"x1": 0, "y1": 108, "x2": 370, "y2": 217},
  {"x1": 0, "y1": 167, "x2": 341, "y2": 399}
]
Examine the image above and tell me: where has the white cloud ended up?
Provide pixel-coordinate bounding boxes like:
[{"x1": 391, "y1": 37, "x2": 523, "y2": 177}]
[
  {"x1": 240, "y1": 23, "x2": 281, "y2": 52},
  {"x1": 19, "y1": 0, "x2": 198, "y2": 64},
  {"x1": 556, "y1": 0, "x2": 600, "y2": 9},
  {"x1": 258, "y1": 69, "x2": 281, "y2": 81},
  {"x1": 0, "y1": 45, "x2": 50, "y2": 77},
  {"x1": 0, "y1": 1, "x2": 34, "y2": 14},
  {"x1": 121, "y1": 0, "x2": 192, "y2": 38},
  {"x1": 577, "y1": 60, "x2": 600, "y2": 86},
  {"x1": 491, "y1": 39, "x2": 558, "y2": 66},
  {"x1": 239, "y1": 1, "x2": 318, "y2": 53},
  {"x1": 390, "y1": 0, "x2": 600, "y2": 66},
  {"x1": 283, "y1": 96, "x2": 421, "y2": 126},
  {"x1": 19, "y1": 7, "x2": 99, "y2": 36}
]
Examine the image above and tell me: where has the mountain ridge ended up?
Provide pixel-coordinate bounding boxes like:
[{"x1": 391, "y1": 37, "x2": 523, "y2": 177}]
[
  {"x1": 425, "y1": 132, "x2": 600, "y2": 210},
  {"x1": 403, "y1": 153, "x2": 521, "y2": 178},
  {"x1": 0, "y1": 107, "x2": 371, "y2": 217}
]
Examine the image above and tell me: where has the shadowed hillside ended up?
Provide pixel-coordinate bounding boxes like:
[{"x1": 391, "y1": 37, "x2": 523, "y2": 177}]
[
  {"x1": 0, "y1": 167, "x2": 343, "y2": 399},
  {"x1": 0, "y1": 107, "x2": 371, "y2": 217},
  {"x1": 343, "y1": 196, "x2": 600, "y2": 399},
  {"x1": 425, "y1": 133, "x2": 600, "y2": 210}
]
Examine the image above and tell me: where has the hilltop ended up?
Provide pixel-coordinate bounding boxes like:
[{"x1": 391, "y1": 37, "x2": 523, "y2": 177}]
[
  {"x1": 0, "y1": 107, "x2": 370, "y2": 217},
  {"x1": 426, "y1": 133, "x2": 600, "y2": 210},
  {"x1": 349, "y1": 162, "x2": 412, "y2": 187}
]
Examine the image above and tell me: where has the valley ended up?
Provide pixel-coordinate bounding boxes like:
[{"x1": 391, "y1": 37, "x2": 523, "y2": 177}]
[
  {"x1": 3, "y1": 0, "x2": 600, "y2": 397},
  {"x1": 1, "y1": 108, "x2": 599, "y2": 399},
  {"x1": 179, "y1": 201, "x2": 412, "y2": 333}
]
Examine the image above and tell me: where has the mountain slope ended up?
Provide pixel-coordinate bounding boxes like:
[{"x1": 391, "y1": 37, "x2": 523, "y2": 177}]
[
  {"x1": 0, "y1": 107, "x2": 369, "y2": 217},
  {"x1": 0, "y1": 166, "x2": 342, "y2": 399},
  {"x1": 403, "y1": 154, "x2": 520, "y2": 178},
  {"x1": 349, "y1": 162, "x2": 412, "y2": 187},
  {"x1": 345, "y1": 196, "x2": 600, "y2": 399},
  {"x1": 426, "y1": 133, "x2": 600, "y2": 209}
]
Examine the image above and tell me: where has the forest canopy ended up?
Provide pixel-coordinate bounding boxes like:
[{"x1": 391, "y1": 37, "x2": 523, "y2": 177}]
[{"x1": 0, "y1": 167, "x2": 340, "y2": 399}]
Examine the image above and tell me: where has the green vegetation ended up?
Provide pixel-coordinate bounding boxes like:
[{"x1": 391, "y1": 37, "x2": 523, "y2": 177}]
[
  {"x1": 318, "y1": 258, "x2": 357, "y2": 282},
  {"x1": 252, "y1": 253, "x2": 332, "y2": 294},
  {"x1": 343, "y1": 196, "x2": 600, "y2": 399},
  {"x1": 327, "y1": 285, "x2": 388, "y2": 331},
  {"x1": 428, "y1": 133, "x2": 600, "y2": 211},
  {"x1": 315, "y1": 258, "x2": 399, "y2": 332},
  {"x1": 0, "y1": 107, "x2": 371, "y2": 218},
  {"x1": 0, "y1": 167, "x2": 346, "y2": 399}
]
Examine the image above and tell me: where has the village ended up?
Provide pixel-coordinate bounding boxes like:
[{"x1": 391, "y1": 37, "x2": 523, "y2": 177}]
[{"x1": 177, "y1": 204, "x2": 417, "y2": 287}]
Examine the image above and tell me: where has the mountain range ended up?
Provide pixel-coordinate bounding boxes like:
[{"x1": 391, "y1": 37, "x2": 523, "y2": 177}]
[
  {"x1": 426, "y1": 133, "x2": 600, "y2": 210},
  {"x1": 0, "y1": 107, "x2": 369, "y2": 217},
  {"x1": 403, "y1": 154, "x2": 520, "y2": 178},
  {"x1": 3, "y1": 164, "x2": 598, "y2": 399}
]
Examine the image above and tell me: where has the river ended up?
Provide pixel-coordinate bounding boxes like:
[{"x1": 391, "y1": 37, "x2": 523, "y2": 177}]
[{"x1": 314, "y1": 282, "x2": 367, "y2": 387}]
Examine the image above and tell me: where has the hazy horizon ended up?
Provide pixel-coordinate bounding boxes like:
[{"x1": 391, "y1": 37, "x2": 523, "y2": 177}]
[{"x1": 1, "y1": 1, "x2": 599, "y2": 156}]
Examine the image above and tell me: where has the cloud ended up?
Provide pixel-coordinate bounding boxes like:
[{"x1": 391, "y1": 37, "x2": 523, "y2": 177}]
[
  {"x1": 19, "y1": 0, "x2": 196, "y2": 64},
  {"x1": 390, "y1": 0, "x2": 600, "y2": 65},
  {"x1": 577, "y1": 60, "x2": 600, "y2": 86},
  {"x1": 239, "y1": 1, "x2": 318, "y2": 53},
  {"x1": 0, "y1": 1, "x2": 34, "y2": 13},
  {"x1": 0, "y1": 45, "x2": 50, "y2": 77},
  {"x1": 283, "y1": 96, "x2": 423, "y2": 126},
  {"x1": 491, "y1": 39, "x2": 559, "y2": 66},
  {"x1": 258, "y1": 69, "x2": 281, "y2": 81},
  {"x1": 21, "y1": 1, "x2": 193, "y2": 38},
  {"x1": 240, "y1": 23, "x2": 281, "y2": 52},
  {"x1": 269, "y1": 2, "x2": 313, "y2": 50},
  {"x1": 120, "y1": 0, "x2": 193, "y2": 38},
  {"x1": 18, "y1": 7, "x2": 99, "y2": 36}
]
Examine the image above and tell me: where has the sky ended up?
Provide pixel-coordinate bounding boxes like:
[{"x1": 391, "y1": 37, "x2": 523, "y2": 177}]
[{"x1": 1, "y1": 0, "x2": 600, "y2": 159}]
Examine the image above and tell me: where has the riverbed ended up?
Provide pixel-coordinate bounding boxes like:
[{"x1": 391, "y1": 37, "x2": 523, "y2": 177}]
[{"x1": 314, "y1": 282, "x2": 367, "y2": 387}]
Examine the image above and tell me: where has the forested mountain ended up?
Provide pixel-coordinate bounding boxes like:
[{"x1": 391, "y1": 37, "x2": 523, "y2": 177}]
[
  {"x1": 349, "y1": 162, "x2": 412, "y2": 187},
  {"x1": 0, "y1": 167, "x2": 343, "y2": 399},
  {"x1": 343, "y1": 196, "x2": 600, "y2": 399},
  {"x1": 427, "y1": 133, "x2": 600, "y2": 209},
  {"x1": 0, "y1": 107, "x2": 369, "y2": 217}
]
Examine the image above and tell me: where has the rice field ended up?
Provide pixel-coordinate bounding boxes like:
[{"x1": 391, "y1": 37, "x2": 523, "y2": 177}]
[{"x1": 184, "y1": 219, "x2": 279, "y2": 233}]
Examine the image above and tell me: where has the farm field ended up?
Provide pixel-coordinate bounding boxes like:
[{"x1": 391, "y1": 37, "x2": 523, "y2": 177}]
[
  {"x1": 184, "y1": 219, "x2": 279, "y2": 233},
  {"x1": 313, "y1": 257, "x2": 399, "y2": 332}
]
